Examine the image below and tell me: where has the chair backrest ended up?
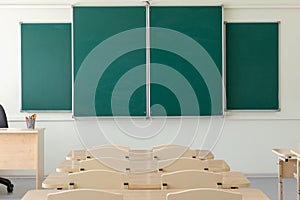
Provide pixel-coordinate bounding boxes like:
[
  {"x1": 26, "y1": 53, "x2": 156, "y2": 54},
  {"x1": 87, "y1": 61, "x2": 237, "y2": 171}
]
[
  {"x1": 47, "y1": 189, "x2": 123, "y2": 200},
  {"x1": 79, "y1": 157, "x2": 158, "y2": 173},
  {"x1": 161, "y1": 170, "x2": 223, "y2": 189},
  {"x1": 0, "y1": 104, "x2": 8, "y2": 128},
  {"x1": 152, "y1": 144, "x2": 189, "y2": 150},
  {"x1": 68, "y1": 169, "x2": 126, "y2": 189},
  {"x1": 153, "y1": 146, "x2": 197, "y2": 160},
  {"x1": 88, "y1": 147, "x2": 129, "y2": 159},
  {"x1": 79, "y1": 158, "x2": 130, "y2": 172},
  {"x1": 92, "y1": 144, "x2": 129, "y2": 151},
  {"x1": 167, "y1": 188, "x2": 242, "y2": 200},
  {"x1": 159, "y1": 158, "x2": 208, "y2": 172}
]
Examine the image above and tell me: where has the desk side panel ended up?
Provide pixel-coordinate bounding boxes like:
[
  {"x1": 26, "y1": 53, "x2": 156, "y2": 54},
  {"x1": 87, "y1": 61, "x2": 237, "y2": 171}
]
[{"x1": 0, "y1": 133, "x2": 37, "y2": 169}]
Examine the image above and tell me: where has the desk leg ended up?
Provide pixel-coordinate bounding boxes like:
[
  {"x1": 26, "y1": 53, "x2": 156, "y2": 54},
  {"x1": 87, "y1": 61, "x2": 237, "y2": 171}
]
[
  {"x1": 297, "y1": 159, "x2": 300, "y2": 200},
  {"x1": 278, "y1": 159, "x2": 283, "y2": 200}
]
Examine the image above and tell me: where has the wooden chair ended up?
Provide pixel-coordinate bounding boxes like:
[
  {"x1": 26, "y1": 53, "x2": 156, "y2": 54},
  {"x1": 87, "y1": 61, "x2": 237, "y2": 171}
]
[
  {"x1": 88, "y1": 147, "x2": 129, "y2": 159},
  {"x1": 159, "y1": 158, "x2": 230, "y2": 173},
  {"x1": 79, "y1": 158, "x2": 158, "y2": 173},
  {"x1": 152, "y1": 144, "x2": 189, "y2": 150},
  {"x1": 167, "y1": 188, "x2": 242, "y2": 200},
  {"x1": 68, "y1": 170, "x2": 126, "y2": 189},
  {"x1": 161, "y1": 170, "x2": 223, "y2": 189},
  {"x1": 153, "y1": 146, "x2": 198, "y2": 160},
  {"x1": 79, "y1": 158, "x2": 130, "y2": 172},
  {"x1": 158, "y1": 158, "x2": 208, "y2": 172},
  {"x1": 92, "y1": 144, "x2": 129, "y2": 151},
  {"x1": 47, "y1": 189, "x2": 123, "y2": 200}
]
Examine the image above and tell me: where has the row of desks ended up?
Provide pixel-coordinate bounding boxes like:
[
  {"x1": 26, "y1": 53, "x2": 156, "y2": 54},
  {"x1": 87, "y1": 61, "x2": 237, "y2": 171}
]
[
  {"x1": 272, "y1": 148, "x2": 300, "y2": 200},
  {"x1": 21, "y1": 148, "x2": 269, "y2": 200},
  {"x1": 56, "y1": 159, "x2": 230, "y2": 173},
  {"x1": 42, "y1": 171, "x2": 250, "y2": 189},
  {"x1": 66, "y1": 149, "x2": 215, "y2": 161},
  {"x1": 22, "y1": 188, "x2": 269, "y2": 200}
]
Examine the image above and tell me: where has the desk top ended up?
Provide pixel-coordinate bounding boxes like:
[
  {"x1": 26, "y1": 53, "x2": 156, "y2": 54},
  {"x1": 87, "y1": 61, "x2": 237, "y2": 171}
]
[
  {"x1": 0, "y1": 128, "x2": 44, "y2": 134},
  {"x1": 66, "y1": 149, "x2": 214, "y2": 161},
  {"x1": 56, "y1": 159, "x2": 230, "y2": 173},
  {"x1": 290, "y1": 149, "x2": 300, "y2": 157},
  {"x1": 22, "y1": 188, "x2": 269, "y2": 200},
  {"x1": 272, "y1": 148, "x2": 297, "y2": 158},
  {"x1": 42, "y1": 171, "x2": 250, "y2": 189}
]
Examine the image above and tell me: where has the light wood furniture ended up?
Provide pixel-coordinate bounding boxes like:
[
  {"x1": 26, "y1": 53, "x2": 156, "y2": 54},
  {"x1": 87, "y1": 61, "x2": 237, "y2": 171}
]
[
  {"x1": 153, "y1": 146, "x2": 198, "y2": 160},
  {"x1": 152, "y1": 145, "x2": 215, "y2": 160},
  {"x1": 167, "y1": 188, "x2": 242, "y2": 200},
  {"x1": 22, "y1": 188, "x2": 270, "y2": 200},
  {"x1": 290, "y1": 149, "x2": 300, "y2": 200},
  {"x1": 161, "y1": 170, "x2": 223, "y2": 189},
  {"x1": 47, "y1": 189, "x2": 122, "y2": 200},
  {"x1": 56, "y1": 158, "x2": 229, "y2": 173},
  {"x1": 159, "y1": 158, "x2": 230, "y2": 173},
  {"x1": 92, "y1": 144, "x2": 129, "y2": 150},
  {"x1": 42, "y1": 171, "x2": 250, "y2": 189},
  {"x1": 152, "y1": 144, "x2": 186, "y2": 150},
  {"x1": 272, "y1": 148, "x2": 297, "y2": 200},
  {"x1": 68, "y1": 170, "x2": 126, "y2": 189},
  {"x1": 0, "y1": 128, "x2": 44, "y2": 189},
  {"x1": 79, "y1": 158, "x2": 129, "y2": 172},
  {"x1": 89, "y1": 147, "x2": 130, "y2": 160},
  {"x1": 66, "y1": 149, "x2": 213, "y2": 161},
  {"x1": 66, "y1": 150, "x2": 91, "y2": 161},
  {"x1": 198, "y1": 150, "x2": 214, "y2": 160},
  {"x1": 57, "y1": 158, "x2": 158, "y2": 173}
]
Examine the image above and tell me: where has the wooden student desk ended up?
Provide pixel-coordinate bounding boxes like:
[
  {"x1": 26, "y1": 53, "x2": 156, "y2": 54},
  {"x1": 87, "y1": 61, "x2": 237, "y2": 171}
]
[
  {"x1": 22, "y1": 188, "x2": 270, "y2": 200},
  {"x1": 56, "y1": 159, "x2": 229, "y2": 173},
  {"x1": 66, "y1": 149, "x2": 214, "y2": 161},
  {"x1": 42, "y1": 171, "x2": 250, "y2": 189},
  {"x1": 0, "y1": 128, "x2": 45, "y2": 189},
  {"x1": 289, "y1": 149, "x2": 300, "y2": 200},
  {"x1": 272, "y1": 148, "x2": 297, "y2": 200}
]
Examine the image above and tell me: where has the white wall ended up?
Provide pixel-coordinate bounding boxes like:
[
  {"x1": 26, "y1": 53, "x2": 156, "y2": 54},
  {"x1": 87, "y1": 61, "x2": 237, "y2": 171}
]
[{"x1": 0, "y1": 1, "x2": 300, "y2": 176}]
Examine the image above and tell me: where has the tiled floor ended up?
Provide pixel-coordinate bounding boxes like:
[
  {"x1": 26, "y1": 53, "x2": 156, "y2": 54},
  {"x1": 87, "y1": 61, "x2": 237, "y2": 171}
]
[{"x1": 0, "y1": 177, "x2": 297, "y2": 200}]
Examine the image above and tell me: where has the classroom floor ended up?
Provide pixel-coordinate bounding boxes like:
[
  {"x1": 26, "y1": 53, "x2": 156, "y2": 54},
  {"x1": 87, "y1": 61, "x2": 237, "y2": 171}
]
[{"x1": 0, "y1": 177, "x2": 296, "y2": 200}]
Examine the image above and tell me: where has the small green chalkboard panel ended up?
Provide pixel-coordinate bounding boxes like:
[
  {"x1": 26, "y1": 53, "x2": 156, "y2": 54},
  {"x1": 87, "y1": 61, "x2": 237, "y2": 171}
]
[
  {"x1": 150, "y1": 6, "x2": 223, "y2": 116},
  {"x1": 226, "y1": 23, "x2": 279, "y2": 110},
  {"x1": 73, "y1": 7, "x2": 146, "y2": 116},
  {"x1": 21, "y1": 23, "x2": 72, "y2": 111}
]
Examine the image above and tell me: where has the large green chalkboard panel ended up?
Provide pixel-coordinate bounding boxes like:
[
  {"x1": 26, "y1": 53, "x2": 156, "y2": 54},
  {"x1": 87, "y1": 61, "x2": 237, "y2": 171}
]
[
  {"x1": 150, "y1": 6, "x2": 223, "y2": 116},
  {"x1": 21, "y1": 23, "x2": 72, "y2": 111},
  {"x1": 226, "y1": 23, "x2": 279, "y2": 110},
  {"x1": 73, "y1": 7, "x2": 146, "y2": 116}
]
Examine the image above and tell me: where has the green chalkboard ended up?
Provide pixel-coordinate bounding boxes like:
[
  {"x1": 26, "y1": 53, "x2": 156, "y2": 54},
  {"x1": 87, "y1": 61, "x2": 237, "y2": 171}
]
[
  {"x1": 73, "y1": 7, "x2": 146, "y2": 116},
  {"x1": 73, "y1": 6, "x2": 223, "y2": 117},
  {"x1": 21, "y1": 23, "x2": 72, "y2": 111},
  {"x1": 226, "y1": 23, "x2": 279, "y2": 110},
  {"x1": 150, "y1": 6, "x2": 223, "y2": 116}
]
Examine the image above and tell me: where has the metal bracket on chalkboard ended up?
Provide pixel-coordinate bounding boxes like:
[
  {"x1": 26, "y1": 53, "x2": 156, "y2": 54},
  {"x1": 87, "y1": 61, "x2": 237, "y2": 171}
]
[{"x1": 140, "y1": 0, "x2": 150, "y2": 6}]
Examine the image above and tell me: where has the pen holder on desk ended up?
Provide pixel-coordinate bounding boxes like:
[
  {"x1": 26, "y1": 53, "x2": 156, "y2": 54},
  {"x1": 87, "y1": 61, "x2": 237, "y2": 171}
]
[{"x1": 26, "y1": 118, "x2": 35, "y2": 129}]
